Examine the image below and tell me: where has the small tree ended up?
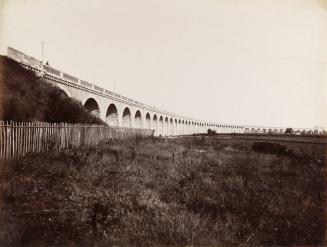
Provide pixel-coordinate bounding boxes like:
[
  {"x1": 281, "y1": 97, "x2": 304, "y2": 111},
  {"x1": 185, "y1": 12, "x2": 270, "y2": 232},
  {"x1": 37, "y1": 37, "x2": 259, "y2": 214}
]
[
  {"x1": 285, "y1": 128, "x2": 293, "y2": 134},
  {"x1": 207, "y1": 129, "x2": 216, "y2": 136}
]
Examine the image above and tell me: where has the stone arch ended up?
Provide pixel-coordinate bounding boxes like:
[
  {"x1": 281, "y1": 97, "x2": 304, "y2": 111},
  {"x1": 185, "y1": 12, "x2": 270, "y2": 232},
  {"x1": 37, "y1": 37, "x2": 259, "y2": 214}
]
[
  {"x1": 164, "y1": 117, "x2": 169, "y2": 136},
  {"x1": 159, "y1": 116, "x2": 164, "y2": 136},
  {"x1": 56, "y1": 84, "x2": 71, "y2": 98},
  {"x1": 174, "y1": 119, "x2": 177, "y2": 135},
  {"x1": 122, "y1": 107, "x2": 132, "y2": 128},
  {"x1": 152, "y1": 114, "x2": 159, "y2": 135},
  {"x1": 153, "y1": 114, "x2": 158, "y2": 132},
  {"x1": 84, "y1": 98, "x2": 101, "y2": 118},
  {"x1": 169, "y1": 118, "x2": 174, "y2": 136},
  {"x1": 105, "y1": 103, "x2": 119, "y2": 126},
  {"x1": 178, "y1": 119, "x2": 181, "y2": 135},
  {"x1": 145, "y1": 113, "x2": 151, "y2": 129},
  {"x1": 134, "y1": 110, "x2": 142, "y2": 128}
]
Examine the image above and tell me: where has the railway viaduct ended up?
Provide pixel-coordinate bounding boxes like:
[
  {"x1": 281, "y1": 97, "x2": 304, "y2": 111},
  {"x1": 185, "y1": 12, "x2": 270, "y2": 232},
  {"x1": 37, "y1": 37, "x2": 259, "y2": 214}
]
[
  {"x1": 7, "y1": 47, "x2": 244, "y2": 136},
  {"x1": 7, "y1": 47, "x2": 325, "y2": 136}
]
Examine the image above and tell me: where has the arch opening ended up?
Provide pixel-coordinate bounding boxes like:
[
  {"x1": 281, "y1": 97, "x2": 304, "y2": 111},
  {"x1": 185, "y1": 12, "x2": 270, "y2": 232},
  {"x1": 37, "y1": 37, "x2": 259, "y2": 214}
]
[
  {"x1": 169, "y1": 118, "x2": 174, "y2": 136},
  {"x1": 122, "y1": 107, "x2": 132, "y2": 128},
  {"x1": 153, "y1": 114, "x2": 158, "y2": 134},
  {"x1": 59, "y1": 89, "x2": 69, "y2": 97},
  {"x1": 134, "y1": 110, "x2": 142, "y2": 128},
  {"x1": 56, "y1": 84, "x2": 71, "y2": 98},
  {"x1": 106, "y1": 104, "x2": 119, "y2": 126},
  {"x1": 84, "y1": 98, "x2": 101, "y2": 118},
  {"x1": 146, "y1": 113, "x2": 151, "y2": 129},
  {"x1": 159, "y1": 116, "x2": 164, "y2": 135},
  {"x1": 164, "y1": 117, "x2": 169, "y2": 136}
]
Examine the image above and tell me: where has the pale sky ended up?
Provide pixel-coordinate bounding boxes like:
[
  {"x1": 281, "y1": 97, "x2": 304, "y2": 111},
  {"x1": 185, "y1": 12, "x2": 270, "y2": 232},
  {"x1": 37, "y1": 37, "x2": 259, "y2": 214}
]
[{"x1": 1, "y1": 0, "x2": 326, "y2": 128}]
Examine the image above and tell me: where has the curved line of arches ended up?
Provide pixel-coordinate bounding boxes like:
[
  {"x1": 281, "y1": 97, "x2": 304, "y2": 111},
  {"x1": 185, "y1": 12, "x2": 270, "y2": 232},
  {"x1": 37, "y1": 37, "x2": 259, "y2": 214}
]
[{"x1": 83, "y1": 97, "x2": 244, "y2": 136}]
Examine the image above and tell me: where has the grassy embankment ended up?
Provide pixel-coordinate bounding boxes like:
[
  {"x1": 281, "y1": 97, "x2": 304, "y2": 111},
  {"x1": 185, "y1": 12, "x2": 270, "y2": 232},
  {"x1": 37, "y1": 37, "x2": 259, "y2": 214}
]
[
  {"x1": 0, "y1": 136, "x2": 325, "y2": 246},
  {"x1": 0, "y1": 56, "x2": 103, "y2": 124}
]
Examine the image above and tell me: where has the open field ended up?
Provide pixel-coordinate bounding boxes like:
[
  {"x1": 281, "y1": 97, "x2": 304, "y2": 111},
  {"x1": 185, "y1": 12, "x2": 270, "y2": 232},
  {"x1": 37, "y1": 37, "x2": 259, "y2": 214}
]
[
  {"x1": 188, "y1": 133, "x2": 327, "y2": 144},
  {"x1": 0, "y1": 136, "x2": 326, "y2": 247}
]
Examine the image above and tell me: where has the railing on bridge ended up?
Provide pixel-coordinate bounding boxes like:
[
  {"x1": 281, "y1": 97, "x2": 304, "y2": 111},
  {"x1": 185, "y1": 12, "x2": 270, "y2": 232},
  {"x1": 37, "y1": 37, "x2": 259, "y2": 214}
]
[{"x1": 0, "y1": 121, "x2": 154, "y2": 163}]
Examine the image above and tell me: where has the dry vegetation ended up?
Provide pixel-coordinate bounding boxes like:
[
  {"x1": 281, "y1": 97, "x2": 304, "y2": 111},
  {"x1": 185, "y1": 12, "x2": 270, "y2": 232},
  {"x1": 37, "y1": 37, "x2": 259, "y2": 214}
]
[
  {"x1": 0, "y1": 136, "x2": 325, "y2": 247},
  {"x1": 0, "y1": 56, "x2": 103, "y2": 124}
]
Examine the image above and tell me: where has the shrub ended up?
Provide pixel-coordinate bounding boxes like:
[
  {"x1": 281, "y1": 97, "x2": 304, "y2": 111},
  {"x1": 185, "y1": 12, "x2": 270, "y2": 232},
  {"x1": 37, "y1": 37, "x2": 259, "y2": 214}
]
[
  {"x1": 251, "y1": 142, "x2": 286, "y2": 155},
  {"x1": 0, "y1": 56, "x2": 104, "y2": 124},
  {"x1": 285, "y1": 128, "x2": 293, "y2": 134},
  {"x1": 207, "y1": 129, "x2": 216, "y2": 136}
]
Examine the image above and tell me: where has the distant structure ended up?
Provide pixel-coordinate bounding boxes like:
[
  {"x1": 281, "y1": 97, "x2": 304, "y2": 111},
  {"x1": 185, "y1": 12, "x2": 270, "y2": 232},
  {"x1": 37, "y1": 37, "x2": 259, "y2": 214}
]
[
  {"x1": 243, "y1": 126, "x2": 326, "y2": 135},
  {"x1": 6, "y1": 47, "x2": 326, "y2": 136}
]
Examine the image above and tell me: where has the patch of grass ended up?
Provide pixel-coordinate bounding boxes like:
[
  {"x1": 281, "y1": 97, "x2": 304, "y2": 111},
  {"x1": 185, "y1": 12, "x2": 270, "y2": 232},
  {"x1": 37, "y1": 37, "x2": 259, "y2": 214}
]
[
  {"x1": 251, "y1": 142, "x2": 294, "y2": 156},
  {"x1": 0, "y1": 137, "x2": 325, "y2": 246}
]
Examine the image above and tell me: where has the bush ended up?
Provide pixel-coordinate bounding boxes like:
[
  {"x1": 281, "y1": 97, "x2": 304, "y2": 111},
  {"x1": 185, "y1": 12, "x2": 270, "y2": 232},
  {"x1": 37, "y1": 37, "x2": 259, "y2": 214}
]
[
  {"x1": 251, "y1": 141, "x2": 296, "y2": 156},
  {"x1": 207, "y1": 129, "x2": 216, "y2": 136},
  {"x1": 285, "y1": 128, "x2": 293, "y2": 134},
  {"x1": 0, "y1": 56, "x2": 104, "y2": 124}
]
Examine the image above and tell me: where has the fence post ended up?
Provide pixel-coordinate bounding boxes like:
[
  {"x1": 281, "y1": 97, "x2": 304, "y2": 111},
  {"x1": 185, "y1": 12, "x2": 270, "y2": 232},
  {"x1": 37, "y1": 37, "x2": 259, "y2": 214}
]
[{"x1": 81, "y1": 125, "x2": 86, "y2": 146}]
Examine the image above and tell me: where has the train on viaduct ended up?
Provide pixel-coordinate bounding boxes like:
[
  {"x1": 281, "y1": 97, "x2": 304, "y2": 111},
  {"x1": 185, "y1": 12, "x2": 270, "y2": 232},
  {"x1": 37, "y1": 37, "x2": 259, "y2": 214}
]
[{"x1": 6, "y1": 47, "x2": 324, "y2": 136}]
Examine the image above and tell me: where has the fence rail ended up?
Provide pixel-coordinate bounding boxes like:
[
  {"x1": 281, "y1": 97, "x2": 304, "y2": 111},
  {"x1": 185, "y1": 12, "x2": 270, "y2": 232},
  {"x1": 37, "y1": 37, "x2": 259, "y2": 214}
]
[{"x1": 0, "y1": 121, "x2": 154, "y2": 163}]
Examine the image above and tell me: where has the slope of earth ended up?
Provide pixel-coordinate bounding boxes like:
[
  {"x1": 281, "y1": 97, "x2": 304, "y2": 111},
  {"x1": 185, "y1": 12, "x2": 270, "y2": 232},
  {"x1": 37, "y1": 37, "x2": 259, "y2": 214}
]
[{"x1": 0, "y1": 56, "x2": 103, "y2": 124}]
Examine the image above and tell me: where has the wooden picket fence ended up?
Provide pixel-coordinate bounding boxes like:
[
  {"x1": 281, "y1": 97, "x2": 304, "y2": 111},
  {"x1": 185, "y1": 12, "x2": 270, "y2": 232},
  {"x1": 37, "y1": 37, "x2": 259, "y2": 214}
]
[{"x1": 0, "y1": 121, "x2": 154, "y2": 163}]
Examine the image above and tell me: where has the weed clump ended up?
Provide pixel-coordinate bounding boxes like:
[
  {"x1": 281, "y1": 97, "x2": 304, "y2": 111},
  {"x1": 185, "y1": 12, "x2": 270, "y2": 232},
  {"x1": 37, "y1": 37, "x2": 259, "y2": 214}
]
[{"x1": 251, "y1": 141, "x2": 295, "y2": 156}]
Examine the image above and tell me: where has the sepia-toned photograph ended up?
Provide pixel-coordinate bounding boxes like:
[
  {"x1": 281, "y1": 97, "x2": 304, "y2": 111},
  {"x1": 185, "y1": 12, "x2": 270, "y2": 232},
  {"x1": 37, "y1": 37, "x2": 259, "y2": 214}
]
[{"x1": 0, "y1": 0, "x2": 326, "y2": 246}]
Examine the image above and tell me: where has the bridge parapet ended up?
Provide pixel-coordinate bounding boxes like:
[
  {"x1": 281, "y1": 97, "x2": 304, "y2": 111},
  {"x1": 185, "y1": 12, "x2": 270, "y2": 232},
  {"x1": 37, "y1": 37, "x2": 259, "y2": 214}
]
[
  {"x1": 80, "y1": 80, "x2": 93, "y2": 88},
  {"x1": 44, "y1": 65, "x2": 61, "y2": 76},
  {"x1": 93, "y1": 85, "x2": 104, "y2": 93},
  {"x1": 63, "y1": 72, "x2": 78, "y2": 83},
  {"x1": 105, "y1": 90, "x2": 113, "y2": 95}
]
